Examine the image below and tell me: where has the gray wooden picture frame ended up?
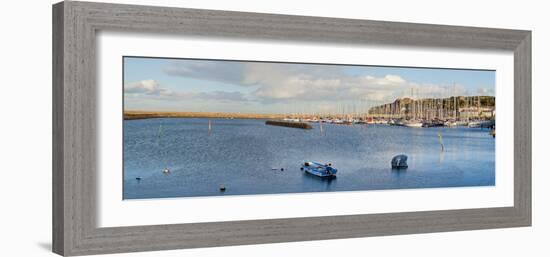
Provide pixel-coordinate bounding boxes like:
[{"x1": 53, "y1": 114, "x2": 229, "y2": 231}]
[{"x1": 52, "y1": 1, "x2": 531, "y2": 256}]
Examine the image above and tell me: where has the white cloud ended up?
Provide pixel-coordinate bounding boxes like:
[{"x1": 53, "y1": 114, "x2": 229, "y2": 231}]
[
  {"x1": 196, "y1": 91, "x2": 248, "y2": 102},
  {"x1": 163, "y1": 60, "x2": 244, "y2": 85},
  {"x1": 477, "y1": 87, "x2": 495, "y2": 95},
  {"x1": 240, "y1": 63, "x2": 470, "y2": 104},
  {"x1": 124, "y1": 80, "x2": 172, "y2": 96},
  {"x1": 124, "y1": 79, "x2": 247, "y2": 103},
  {"x1": 159, "y1": 60, "x2": 491, "y2": 107}
]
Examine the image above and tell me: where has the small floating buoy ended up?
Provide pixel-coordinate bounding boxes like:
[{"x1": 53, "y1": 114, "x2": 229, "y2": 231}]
[
  {"x1": 162, "y1": 168, "x2": 170, "y2": 174},
  {"x1": 219, "y1": 184, "x2": 226, "y2": 192},
  {"x1": 280, "y1": 168, "x2": 284, "y2": 171}
]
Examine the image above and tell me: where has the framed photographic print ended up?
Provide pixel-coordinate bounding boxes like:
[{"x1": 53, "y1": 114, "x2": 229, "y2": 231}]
[{"x1": 52, "y1": 1, "x2": 531, "y2": 256}]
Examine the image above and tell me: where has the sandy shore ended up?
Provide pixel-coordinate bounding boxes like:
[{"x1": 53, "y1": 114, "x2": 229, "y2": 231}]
[{"x1": 124, "y1": 111, "x2": 288, "y2": 120}]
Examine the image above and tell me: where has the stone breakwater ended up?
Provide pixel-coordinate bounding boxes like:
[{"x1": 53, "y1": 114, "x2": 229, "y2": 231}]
[{"x1": 265, "y1": 120, "x2": 312, "y2": 129}]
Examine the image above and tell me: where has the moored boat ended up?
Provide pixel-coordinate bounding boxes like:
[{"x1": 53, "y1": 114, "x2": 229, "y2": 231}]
[
  {"x1": 301, "y1": 161, "x2": 337, "y2": 177},
  {"x1": 455, "y1": 120, "x2": 469, "y2": 126},
  {"x1": 389, "y1": 119, "x2": 405, "y2": 126},
  {"x1": 444, "y1": 120, "x2": 458, "y2": 127},
  {"x1": 468, "y1": 120, "x2": 494, "y2": 128},
  {"x1": 422, "y1": 120, "x2": 445, "y2": 127},
  {"x1": 404, "y1": 120, "x2": 423, "y2": 128},
  {"x1": 391, "y1": 154, "x2": 408, "y2": 169},
  {"x1": 467, "y1": 121, "x2": 482, "y2": 128}
]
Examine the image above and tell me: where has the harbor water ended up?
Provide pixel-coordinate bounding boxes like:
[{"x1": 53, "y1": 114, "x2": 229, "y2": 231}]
[{"x1": 124, "y1": 118, "x2": 495, "y2": 199}]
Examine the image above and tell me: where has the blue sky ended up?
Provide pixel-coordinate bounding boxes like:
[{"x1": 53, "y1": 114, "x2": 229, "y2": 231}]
[{"x1": 123, "y1": 57, "x2": 495, "y2": 114}]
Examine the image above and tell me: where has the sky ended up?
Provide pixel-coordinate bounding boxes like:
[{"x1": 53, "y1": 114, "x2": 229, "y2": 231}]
[{"x1": 123, "y1": 57, "x2": 495, "y2": 114}]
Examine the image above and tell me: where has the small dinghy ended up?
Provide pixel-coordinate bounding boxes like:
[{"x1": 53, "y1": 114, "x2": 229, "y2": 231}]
[
  {"x1": 391, "y1": 155, "x2": 408, "y2": 169},
  {"x1": 301, "y1": 161, "x2": 337, "y2": 177}
]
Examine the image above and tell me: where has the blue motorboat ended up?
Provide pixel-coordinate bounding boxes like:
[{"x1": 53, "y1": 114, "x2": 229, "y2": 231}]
[{"x1": 301, "y1": 161, "x2": 337, "y2": 177}]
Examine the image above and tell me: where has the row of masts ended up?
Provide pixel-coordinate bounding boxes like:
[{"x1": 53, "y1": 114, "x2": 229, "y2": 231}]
[{"x1": 273, "y1": 86, "x2": 493, "y2": 122}]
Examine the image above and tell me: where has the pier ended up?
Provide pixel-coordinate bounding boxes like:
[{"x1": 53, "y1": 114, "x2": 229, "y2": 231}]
[{"x1": 265, "y1": 120, "x2": 312, "y2": 129}]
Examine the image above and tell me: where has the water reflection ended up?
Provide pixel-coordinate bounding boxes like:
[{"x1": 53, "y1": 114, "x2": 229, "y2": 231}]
[
  {"x1": 301, "y1": 172, "x2": 338, "y2": 191},
  {"x1": 124, "y1": 118, "x2": 495, "y2": 199},
  {"x1": 390, "y1": 168, "x2": 407, "y2": 177}
]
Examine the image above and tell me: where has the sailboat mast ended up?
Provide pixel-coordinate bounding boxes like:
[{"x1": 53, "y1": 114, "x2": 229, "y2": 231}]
[{"x1": 158, "y1": 123, "x2": 170, "y2": 174}]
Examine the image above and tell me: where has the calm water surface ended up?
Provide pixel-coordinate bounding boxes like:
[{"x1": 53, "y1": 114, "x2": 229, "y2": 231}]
[{"x1": 124, "y1": 118, "x2": 495, "y2": 199}]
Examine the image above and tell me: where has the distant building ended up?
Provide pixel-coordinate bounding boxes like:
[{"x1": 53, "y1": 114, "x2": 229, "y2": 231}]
[{"x1": 458, "y1": 107, "x2": 495, "y2": 119}]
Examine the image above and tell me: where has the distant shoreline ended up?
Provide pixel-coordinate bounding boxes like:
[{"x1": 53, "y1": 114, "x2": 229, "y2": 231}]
[{"x1": 124, "y1": 111, "x2": 287, "y2": 120}]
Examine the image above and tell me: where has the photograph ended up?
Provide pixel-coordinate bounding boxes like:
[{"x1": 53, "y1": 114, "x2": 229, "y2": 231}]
[
  {"x1": 123, "y1": 56, "x2": 496, "y2": 199},
  {"x1": 0, "y1": 0, "x2": 538, "y2": 256}
]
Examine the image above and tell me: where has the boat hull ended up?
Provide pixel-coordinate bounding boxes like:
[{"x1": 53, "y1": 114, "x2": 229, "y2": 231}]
[
  {"x1": 404, "y1": 122, "x2": 423, "y2": 128},
  {"x1": 302, "y1": 161, "x2": 337, "y2": 177},
  {"x1": 304, "y1": 168, "x2": 337, "y2": 177}
]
